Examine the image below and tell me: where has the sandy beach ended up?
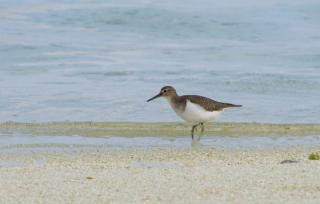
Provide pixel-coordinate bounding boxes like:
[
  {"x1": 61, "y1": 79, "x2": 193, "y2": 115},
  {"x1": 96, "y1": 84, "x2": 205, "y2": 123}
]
[{"x1": 1, "y1": 145, "x2": 319, "y2": 204}]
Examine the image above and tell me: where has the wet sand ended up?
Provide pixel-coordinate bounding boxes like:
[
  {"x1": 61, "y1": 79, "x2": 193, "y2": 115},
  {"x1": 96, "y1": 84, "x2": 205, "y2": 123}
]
[{"x1": 1, "y1": 146, "x2": 320, "y2": 204}]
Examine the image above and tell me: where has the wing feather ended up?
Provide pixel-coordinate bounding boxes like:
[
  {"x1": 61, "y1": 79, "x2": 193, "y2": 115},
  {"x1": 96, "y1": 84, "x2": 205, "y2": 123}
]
[{"x1": 182, "y1": 95, "x2": 241, "y2": 111}]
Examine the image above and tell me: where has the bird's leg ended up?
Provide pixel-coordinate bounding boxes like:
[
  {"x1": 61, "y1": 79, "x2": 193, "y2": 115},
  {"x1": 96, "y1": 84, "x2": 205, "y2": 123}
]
[
  {"x1": 196, "y1": 122, "x2": 204, "y2": 141},
  {"x1": 191, "y1": 125, "x2": 197, "y2": 140},
  {"x1": 191, "y1": 124, "x2": 197, "y2": 140},
  {"x1": 200, "y1": 123, "x2": 205, "y2": 135},
  {"x1": 191, "y1": 123, "x2": 204, "y2": 140}
]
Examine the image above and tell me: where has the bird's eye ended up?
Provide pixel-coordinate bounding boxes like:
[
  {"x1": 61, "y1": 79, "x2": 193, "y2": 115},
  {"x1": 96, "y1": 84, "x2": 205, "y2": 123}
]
[{"x1": 163, "y1": 90, "x2": 167, "y2": 92}]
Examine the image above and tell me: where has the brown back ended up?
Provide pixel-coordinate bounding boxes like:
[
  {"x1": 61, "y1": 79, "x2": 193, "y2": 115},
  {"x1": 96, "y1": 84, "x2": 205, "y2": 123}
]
[{"x1": 182, "y1": 95, "x2": 241, "y2": 111}]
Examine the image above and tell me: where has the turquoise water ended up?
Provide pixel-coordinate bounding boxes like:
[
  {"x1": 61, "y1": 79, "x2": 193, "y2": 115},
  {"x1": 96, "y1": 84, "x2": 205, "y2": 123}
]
[{"x1": 1, "y1": 0, "x2": 320, "y2": 123}]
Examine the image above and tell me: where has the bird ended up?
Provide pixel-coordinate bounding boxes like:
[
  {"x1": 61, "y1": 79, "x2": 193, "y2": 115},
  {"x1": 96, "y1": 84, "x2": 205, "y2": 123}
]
[{"x1": 147, "y1": 86, "x2": 241, "y2": 140}]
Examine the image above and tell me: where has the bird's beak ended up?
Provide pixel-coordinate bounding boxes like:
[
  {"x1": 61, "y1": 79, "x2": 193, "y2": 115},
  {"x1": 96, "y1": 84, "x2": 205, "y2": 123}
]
[{"x1": 147, "y1": 93, "x2": 162, "y2": 102}]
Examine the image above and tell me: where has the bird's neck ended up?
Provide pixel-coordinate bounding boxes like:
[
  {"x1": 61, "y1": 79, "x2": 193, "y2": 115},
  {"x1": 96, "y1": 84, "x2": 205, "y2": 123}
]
[
  {"x1": 166, "y1": 94, "x2": 179, "y2": 103},
  {"x1": 166, "y1": 95, "x2": 185, "y2": 113}
]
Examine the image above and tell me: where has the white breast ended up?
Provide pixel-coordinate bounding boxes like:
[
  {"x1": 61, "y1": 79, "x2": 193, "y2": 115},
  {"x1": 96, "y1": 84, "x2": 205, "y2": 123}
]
[{"x1": 171, "y1": 100, "x2": 221, "y2": 124}]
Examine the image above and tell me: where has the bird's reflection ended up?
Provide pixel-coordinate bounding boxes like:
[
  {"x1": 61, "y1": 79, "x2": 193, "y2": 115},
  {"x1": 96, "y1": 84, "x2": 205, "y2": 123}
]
[{"x1": 191, "y1": 138, "x2": 204, "y2": 149}]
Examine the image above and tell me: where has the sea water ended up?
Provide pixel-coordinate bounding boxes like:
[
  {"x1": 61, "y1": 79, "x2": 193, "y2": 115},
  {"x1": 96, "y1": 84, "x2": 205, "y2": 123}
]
[{"x1": 1, "y1": 0, "x2": 320, "y2": 123}]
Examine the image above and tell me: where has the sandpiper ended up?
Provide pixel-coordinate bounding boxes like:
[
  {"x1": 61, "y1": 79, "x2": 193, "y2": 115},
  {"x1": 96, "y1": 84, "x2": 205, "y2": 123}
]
[{"x1": 147, "y1": 86, "x2": 241, "y2": 140}]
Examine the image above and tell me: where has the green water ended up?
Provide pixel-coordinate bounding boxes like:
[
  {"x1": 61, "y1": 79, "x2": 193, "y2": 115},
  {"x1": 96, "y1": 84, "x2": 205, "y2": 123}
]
[{"x1": 1, "y1": 122, "x2": 320, "y2": 137}]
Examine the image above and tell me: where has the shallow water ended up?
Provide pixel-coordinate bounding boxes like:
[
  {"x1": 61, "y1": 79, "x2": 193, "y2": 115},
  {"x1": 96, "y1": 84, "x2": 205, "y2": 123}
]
[
  {"x1": 1, "y1": 0, "x2": 320, "y2": 123},
  {"x1": 1, "y1": 122, "x2": 319, "y2": 153},
  {"x1": 1, "y1": 132, "x2": 319, "y2": 155}
]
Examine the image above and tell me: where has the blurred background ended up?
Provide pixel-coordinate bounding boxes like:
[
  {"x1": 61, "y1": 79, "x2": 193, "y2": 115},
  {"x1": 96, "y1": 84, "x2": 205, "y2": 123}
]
[{"x1": 0, "y1": 0, "x2": 319, "y2": 123}]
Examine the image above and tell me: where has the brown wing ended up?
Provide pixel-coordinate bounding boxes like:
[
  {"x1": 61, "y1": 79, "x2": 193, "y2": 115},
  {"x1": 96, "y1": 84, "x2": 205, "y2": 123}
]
[{"x1": 182, "y1": 95, "x2": 241, "y2": 111}]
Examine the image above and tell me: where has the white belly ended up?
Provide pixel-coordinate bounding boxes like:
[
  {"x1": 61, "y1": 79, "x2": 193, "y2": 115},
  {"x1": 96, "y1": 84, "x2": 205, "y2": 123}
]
[{"x1": 172, "y1": 100, "x2": 221, "y2": 123}]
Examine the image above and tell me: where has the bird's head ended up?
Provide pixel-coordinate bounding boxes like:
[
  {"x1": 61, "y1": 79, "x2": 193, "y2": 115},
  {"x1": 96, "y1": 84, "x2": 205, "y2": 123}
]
[{"x1": 147, "y1": 86, "x2": 177, "y2": 102}]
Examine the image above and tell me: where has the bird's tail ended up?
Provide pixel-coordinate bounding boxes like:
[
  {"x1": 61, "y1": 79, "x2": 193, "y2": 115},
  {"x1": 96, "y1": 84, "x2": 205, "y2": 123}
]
[{"x1": 223, "y1": 103, "x2": 242, "y2": 108}]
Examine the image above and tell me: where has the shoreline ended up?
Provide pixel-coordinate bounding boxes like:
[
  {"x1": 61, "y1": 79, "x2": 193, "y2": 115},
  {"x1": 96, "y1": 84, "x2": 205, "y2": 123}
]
[{"x1": 1, "y1": 122, "x2": 320, "y2": 137}]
